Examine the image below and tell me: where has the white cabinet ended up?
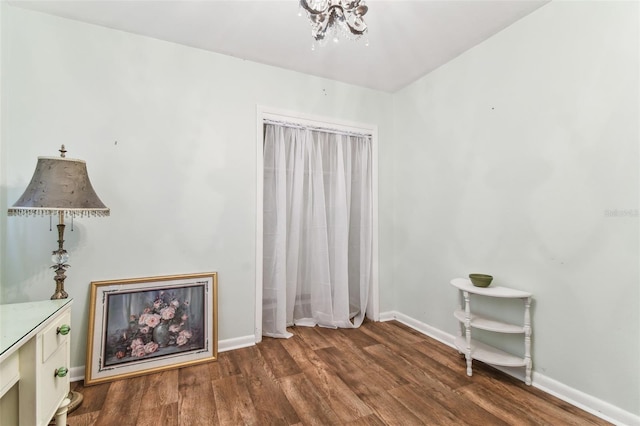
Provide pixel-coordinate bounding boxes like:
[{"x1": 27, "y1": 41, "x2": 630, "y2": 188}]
[
  {"x1": 450, "y1": 278, "x2": 533, "y2": 385},
  {"x1": 0, "y1": 299, "x2": 73, "y2": 425}
]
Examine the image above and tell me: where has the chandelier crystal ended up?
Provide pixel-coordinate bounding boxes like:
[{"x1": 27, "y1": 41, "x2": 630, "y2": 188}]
[{"x1": 300, "y1": 0, "x2": 368, "y2": 42}]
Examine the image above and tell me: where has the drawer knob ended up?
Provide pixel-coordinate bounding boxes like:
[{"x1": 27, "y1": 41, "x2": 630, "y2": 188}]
[
  {"x1": 54, "y1": 367, "x2": 69, "y2": 378},
  {"x1": 57, "y1": 324, "x2": 71, "y2": 335}
]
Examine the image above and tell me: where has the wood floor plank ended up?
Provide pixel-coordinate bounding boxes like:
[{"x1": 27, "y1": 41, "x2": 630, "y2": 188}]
[
  {"x1": 386, "y1": 320, "x2": 434, "y2": 339},
  {"x1": 212, "y1": 350, "x2": 242, "y2": 379},
  {"x1": 67, "y1": 411, "x2": 100, "y2": 426},
  {"x1": 230, "y1": 345, "x2": 300, "y2": 424},
  {"x1": 455, "y1": 382, "x2": 554, "y2": 426},
  {"x1": 92, "y1": 376, "x2": 148, "y2": 426},
  {"x1": 278, "y1": 373, "x2": 342, "y2": 425},
  {"x1": 367, "y1": 320, "x2": 426, "y2": 345},
  {"x1": 414, "y1": 341, "x2": 609, "y2": 426},
  {"x1": 388, "y1": 383, "x2": 463, "y2": 425},
  {"x1": 68, "y1": 381, "x2": 111, "y2": 416},
  {"x1": 457, "y1": 370, "x2": 610, "y2": 426},
  {"x1": 360, "y1": 323, "x2": 473, "y2": 390},
  {"x1": 136, "y1": 403, "x2": 178, "y2": 426},
  {"x1": 294, "y1": 325, "x2": 334, "y2": 350},
  {"x1": 281, "y1": 334, "x2": 373, "y2": 423},
  {"x1": 206, "y1": 353, "x2": 228, "y2": 381},
  {"x1": 69, "y1": 320, "x2": 612, "y2": 426},
  {"x1": 178, "y1": 363, "x2": 218, "y2": 426},
  {"x1": 212, "y1": 375, "x2": 259, "y2": 425},
  {"x1": 343, "y1": 413, "x2": 387, "y2": 426},
  {"x1": 412, "y1": 340, "x2": 539, "y2": 397},
  {"x1": 138, "y1": 369, "x2": 179, "y2": 411},
  {"x1": 413, "y1": 336, "x2": 471, "y2": 372},
  {"x1": 315, "y1": 326, "x2": 382, "y2": 369},
  {"x1": 360, "y1": 389, "x2": 425, "y2": 425},
  {"x1": 258, "y1": 337, "x2": 303, "y2": 379},
  {"x1": 337, "y1": 325, "x2": 382, "y2": 349},
  {"x1": 419, "y1": 378, "x2": 511, "y2": 426},
  {"x1": 363, "y1": 342, "x2": 456, "y2": 391},
  {"x1": 315, "y1": 345, "x2": 408, "y2": 396},
  {"x1": 314, "y1": 345, "x2": 388, "y2": 400},
  {"x1": 321, "y1": 325, "x2": 379, "y2": 357},
  {"x1": 311, "y1": 327, "x2": 411, "y2": 394}
]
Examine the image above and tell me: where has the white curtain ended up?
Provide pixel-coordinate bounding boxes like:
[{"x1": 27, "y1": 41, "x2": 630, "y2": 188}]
[{"x1": 262, "y1": 122, "x2": 373, "y2": 338}]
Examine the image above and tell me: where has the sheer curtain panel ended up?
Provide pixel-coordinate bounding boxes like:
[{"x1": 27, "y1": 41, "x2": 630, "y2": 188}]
[{"x1": 262, "y1": 122, "x2": 373, "y2": 338}]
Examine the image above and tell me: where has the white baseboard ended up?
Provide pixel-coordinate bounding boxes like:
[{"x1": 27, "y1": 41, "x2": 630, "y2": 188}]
[
  {"x1": 379, "y1": 310, "x2": 639, "y2": 426},
  {"x1": 70, "y1": 334, "x2": 256, "y2": 383},
  {"x1": 70, "y1": 366, "x2": 85, "y2": 383},
  {"x1": 533, "y1": 373, "x2": 639, "y2": 426},
  {"x1": 381, "y1": 310, "x2": 456, "y2": 349},
  {"x1": 378, "y1": 310, "x2": 396, "y2": 322},
  {"x1": 218, "y1": 334, "x2": 256, "y2": 353}
]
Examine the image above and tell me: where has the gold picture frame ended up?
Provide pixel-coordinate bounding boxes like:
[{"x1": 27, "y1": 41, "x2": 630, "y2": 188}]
[{"x1": 85, "y1": 272, "x2": 218, "y2": 386}]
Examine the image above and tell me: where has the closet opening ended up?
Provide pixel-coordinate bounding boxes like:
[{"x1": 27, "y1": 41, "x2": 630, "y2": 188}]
[{"x1": 255, "y1": 107, "x2": 379, "y2": 342}]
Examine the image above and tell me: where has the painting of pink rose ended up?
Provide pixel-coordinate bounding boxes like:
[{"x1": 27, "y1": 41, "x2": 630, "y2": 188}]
[
  {"x1": 176, "y1": 330, "x2": 193, "y2": 346},
  {"x1": 160, "y1": 306, "x2": 175, "y2": 320},
  {"x1": 87, "y1": 273, "x2": 216, "y2": 387},
  {"x1": 144, "y1": 342, "x2": 159, "y2": 354},
  {"x1": 104, "y1": 285, "x2": 206, "y2": 368},
  {"x1": 145, "y1": 314, "x2": 161, "y2": 328}
]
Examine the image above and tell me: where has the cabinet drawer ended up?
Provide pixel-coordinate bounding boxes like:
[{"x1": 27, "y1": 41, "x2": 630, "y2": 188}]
[
  {"x1": 0, "y1": 351, "x2": 19, "y2": 398},
  {"x1": 39, "y1": 345, "x2": 69, "y2": 425},
  {"x1": 41, "y1": 311, "x2": 71, "y2": 363}
]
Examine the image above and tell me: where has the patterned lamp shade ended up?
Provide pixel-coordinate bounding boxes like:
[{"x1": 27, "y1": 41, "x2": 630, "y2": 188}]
[{"x1": 8, "y1": 155, "x2": 110, "y2": 217}]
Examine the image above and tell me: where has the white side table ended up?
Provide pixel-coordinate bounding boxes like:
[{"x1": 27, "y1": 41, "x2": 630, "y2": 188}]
[
  {"x1": 0, "y1": 299, "x2": 73, "y2": 425},
  {"x1": 451, "y1": 278, "x2": 533, "y2": 385}
]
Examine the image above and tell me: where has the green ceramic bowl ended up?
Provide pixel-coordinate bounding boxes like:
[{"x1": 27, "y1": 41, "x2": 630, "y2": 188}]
[{"x1": 469, "y1": 274, "x2": 493, "y2": 287}]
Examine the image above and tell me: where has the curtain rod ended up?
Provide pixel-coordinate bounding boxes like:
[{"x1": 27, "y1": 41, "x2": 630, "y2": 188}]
[{"x1": 263, "y1": 118, "x2": 373, "y2": 138}]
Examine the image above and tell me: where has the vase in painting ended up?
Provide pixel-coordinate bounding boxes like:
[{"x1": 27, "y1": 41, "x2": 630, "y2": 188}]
[{"x1": 153, "y1": 322, "x2": 170, "y2": 347}]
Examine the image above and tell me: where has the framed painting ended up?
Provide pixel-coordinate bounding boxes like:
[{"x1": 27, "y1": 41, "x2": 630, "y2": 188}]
[{"x1": 85, "y1": 272, "x2": 217, "y2": 385}]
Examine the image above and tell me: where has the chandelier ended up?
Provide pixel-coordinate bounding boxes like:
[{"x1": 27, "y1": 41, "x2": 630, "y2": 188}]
[{"x1": 299, "y1": 0, "x2": 368, "y2": 42}]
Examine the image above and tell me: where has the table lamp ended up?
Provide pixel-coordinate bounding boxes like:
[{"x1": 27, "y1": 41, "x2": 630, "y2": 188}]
[
  {"x1": 8, "y1": 145, "x2": 110, "y2": 299},
  {"x1": 7, "y1": 145, "x2": 110, "y2": 414}
]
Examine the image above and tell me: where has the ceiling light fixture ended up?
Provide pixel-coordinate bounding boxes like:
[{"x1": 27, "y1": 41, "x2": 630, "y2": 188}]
[{"x1": 299, "y1": 0, "x2": 368, "y2": 44}]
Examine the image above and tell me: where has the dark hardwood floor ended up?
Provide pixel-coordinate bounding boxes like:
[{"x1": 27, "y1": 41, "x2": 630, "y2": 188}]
[{"x1": 67, "y1": 320, "x2": 610, "y2": 425}]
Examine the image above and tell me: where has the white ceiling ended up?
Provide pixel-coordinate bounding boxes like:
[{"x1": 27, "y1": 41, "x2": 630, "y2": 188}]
[{"x1": 9, "y1": 0, "x2": 550, "y2": 92}]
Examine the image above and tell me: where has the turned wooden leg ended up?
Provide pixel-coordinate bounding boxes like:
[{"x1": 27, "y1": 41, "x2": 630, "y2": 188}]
[
  {"x1": 463, "y1": 291, "x2": 473, "y2": 376},
  {"x1": 55, "y1": 397, "x2": 70, "y2": 425}
]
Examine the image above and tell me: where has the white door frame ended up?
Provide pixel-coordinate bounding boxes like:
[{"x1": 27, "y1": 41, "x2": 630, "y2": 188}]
[{"x1": 254, "y1": 105, "x2": 380, "y2": 342}]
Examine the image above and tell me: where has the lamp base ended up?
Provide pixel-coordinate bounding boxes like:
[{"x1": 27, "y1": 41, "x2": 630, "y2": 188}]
[
  {"x1": 47, "y1": 391, "x2": 83, "y2": 425},
  {"x1": 67, "y1": 390, "x2": 84, "y2": 413},
  {"x1": 51, "y1": 289, "x2": 69, "y2": 300}
]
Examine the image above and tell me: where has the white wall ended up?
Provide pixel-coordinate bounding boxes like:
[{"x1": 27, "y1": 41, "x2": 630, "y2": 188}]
[
  {"x1": 392, "y1": 0, "x2": 639, "y2": 417},
  {"x1": 0, "y1": 6, "x2": 395, "y2": 370},
  {"x1": 2, "y1": 1, "x2": 638, "y2": 422}
]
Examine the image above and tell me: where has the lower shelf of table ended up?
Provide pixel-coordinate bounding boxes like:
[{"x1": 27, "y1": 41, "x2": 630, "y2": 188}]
[{"x1": 454, "y1": 336, "x2": 526, "y2": 367}]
